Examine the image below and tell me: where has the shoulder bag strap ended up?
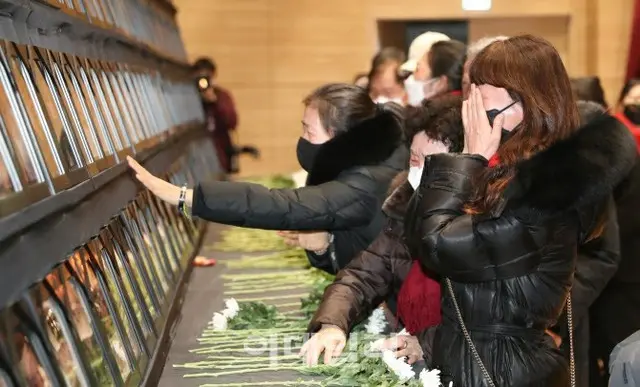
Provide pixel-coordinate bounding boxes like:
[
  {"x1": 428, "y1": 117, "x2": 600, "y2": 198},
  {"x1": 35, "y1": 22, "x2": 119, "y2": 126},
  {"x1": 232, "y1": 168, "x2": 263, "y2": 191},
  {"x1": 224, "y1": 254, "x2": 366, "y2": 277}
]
[
  {"x1": 446, "y1": 278, "x2": 576, "y2": 387},
  {"x1": 445, "y1": 278, "x2": 496, "y2": 387}
]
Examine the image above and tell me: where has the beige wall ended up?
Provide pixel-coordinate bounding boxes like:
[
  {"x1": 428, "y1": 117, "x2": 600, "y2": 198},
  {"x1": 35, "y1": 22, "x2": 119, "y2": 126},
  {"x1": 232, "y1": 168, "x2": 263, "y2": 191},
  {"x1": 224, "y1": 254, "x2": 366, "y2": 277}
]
[{"x1": 175, "y1": 0, "x2": 634, "y2": 176}]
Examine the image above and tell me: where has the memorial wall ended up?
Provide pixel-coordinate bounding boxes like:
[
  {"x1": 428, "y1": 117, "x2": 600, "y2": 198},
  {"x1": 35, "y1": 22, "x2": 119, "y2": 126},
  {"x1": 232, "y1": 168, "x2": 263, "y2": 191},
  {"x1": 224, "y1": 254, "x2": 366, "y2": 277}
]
[{"x1": 0, "y1": 1, "x2": 214, "y2": 385}]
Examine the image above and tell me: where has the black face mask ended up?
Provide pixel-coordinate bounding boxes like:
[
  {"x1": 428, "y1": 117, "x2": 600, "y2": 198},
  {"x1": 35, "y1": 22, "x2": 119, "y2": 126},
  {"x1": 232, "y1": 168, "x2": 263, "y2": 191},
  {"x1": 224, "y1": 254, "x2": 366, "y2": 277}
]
[
  {"x1": 296, "y1": 137, "x2": 322, "y2": 172},
  {"x1": 486, "y1": 100, "x2": 518, "y2": 144},
  {"x1": 624, "y1": 104, "x2": 640, "y2": 125}
]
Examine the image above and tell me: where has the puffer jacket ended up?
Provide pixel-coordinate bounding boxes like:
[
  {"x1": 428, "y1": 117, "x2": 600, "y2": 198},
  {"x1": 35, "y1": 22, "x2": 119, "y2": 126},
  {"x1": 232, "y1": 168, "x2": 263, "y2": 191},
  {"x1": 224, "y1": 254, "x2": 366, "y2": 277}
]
[
  {"x1": 404, "y1": 114, "x2": 636, "y2": 387},
  {"x1": 192, "y1": 112, "x2": 408, "y2": 273},
  {"x1": 308, "y1": 172, "x2": 416, "y2": 333}
]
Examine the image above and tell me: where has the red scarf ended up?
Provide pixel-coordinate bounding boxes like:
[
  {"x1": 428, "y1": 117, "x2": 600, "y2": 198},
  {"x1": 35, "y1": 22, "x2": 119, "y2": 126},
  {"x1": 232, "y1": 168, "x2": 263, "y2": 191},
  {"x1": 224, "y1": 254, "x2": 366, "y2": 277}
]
[
  {"x1": 396, "y1": 261, "x2": 442, "y2": 334},
  {"x1": 488, "y1": 153, "x2": 500, "y2": 167},
  {"x1": 397, "y1": 150, "x2": 498, "y2": 334},
  {"x1": 614, "y1": 111, "x2": 640, "y2": 153}
]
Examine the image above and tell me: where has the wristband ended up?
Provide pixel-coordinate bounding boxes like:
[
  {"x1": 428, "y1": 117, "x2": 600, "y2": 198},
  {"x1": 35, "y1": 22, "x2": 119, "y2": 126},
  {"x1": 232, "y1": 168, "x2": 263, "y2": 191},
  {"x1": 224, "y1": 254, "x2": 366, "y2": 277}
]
[{"x1": 178, "y1": 185, "x2": 188, "y2": 217}]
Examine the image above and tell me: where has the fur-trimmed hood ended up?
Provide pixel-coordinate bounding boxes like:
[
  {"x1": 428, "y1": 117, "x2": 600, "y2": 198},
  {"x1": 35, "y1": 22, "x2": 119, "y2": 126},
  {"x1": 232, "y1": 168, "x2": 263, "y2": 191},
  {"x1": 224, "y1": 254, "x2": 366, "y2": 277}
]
[
  {"x1": 307, "y1": 112, "x2": 404, "y2": 186},
  {"x1": 503, "y1": 113, "x2": 637, "y2": 215}
]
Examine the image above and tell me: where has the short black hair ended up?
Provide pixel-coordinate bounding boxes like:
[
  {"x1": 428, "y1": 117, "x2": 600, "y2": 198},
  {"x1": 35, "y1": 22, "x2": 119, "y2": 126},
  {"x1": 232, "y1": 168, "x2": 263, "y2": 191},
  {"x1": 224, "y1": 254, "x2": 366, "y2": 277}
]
[
  {"x1": 570, "y1": 76, "x2": 608, "y2": 108},
  {"x1": 192, "y1": 57, "x2": 216, "y2": 73},
  {"x1": 429, "y1": 40, "x2": 466, "y2": 92},
  {"x1": 405, "y1": 94, "x2": 464, "y2": 152},
  {"x1": 619, "y1": 78, "x2": 640, "y2": 104},
  {"x1": 576, "y1": 100, "x2": 606, "y2": 126}
]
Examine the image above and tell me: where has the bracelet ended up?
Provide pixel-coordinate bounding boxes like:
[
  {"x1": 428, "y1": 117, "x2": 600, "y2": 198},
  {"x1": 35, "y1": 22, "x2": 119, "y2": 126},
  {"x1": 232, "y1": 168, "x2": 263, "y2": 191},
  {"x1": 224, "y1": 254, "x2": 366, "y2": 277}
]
[
  {"x1": 178, "y1": 185, "x2": 188, "y2": 217},
  {"x1": 314, "y1": 233, "x2": 334, "y2": 255}
]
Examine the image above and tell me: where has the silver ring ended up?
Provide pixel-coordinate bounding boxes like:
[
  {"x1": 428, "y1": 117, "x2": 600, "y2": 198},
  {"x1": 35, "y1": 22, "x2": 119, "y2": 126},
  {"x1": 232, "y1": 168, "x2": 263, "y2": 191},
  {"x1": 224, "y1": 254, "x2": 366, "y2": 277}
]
[{"x1": 403, "y1": 340, "x2": 408, "y2": 349}]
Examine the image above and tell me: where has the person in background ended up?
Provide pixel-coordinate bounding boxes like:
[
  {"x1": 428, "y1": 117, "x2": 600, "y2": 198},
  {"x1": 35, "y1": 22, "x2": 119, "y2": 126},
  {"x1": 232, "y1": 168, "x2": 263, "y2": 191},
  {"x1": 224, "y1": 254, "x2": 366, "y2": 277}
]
[
  {"x1": 546, "y1": 101, "x2": 622, "y2": 387},
  {"x1": 608, "y1": 329, "x2": 640, "y2": 387},
  {"x1": 404, "y1": 35, "x2": 636, "y2": 386},
  {"x1": 407, "y1": 40, "x2": 466, "y2": 104},
  {"x1": 589, "y1": 80, "x2": 640, "y2": 387},
  {"x1": 401, "y1": 31, "x2": 450, "y2": 106},
  {"x1": 192, "y1": 57, "x2": 239, "y2": 175},
  {"x1": 352, "y1": 73, "x2": 369, "y2": 88},
  {"x1": 128, "y1": 83, "x2": 408, "y2": 274},
  {"x1": 301, "y1": 94, "x2": 464, "y2": 366},
  {"x1": 367, "y1": 47, "x2": 407, "y2": 104},
  {"x1": 462, "y1": 35, "x2": 509, "y2": 99},
  {"x1": 570, "y1": 76, "x2": 609, "y2": 108},
  {"x1": 614, "y1": 78, "x2": 640, "y2": 149}
]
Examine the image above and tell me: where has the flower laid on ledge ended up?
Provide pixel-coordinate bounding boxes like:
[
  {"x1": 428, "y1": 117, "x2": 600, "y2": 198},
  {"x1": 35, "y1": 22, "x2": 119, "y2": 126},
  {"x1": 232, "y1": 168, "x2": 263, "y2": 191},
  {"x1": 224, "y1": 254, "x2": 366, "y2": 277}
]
[
  {"x1": 210, "y1": 298, "x2": 306, "y2": 332},
  {"x1": 210, "y1": 298, "x2": 240, "y2": 331},
  {"x1": 211, "y1": 312, "x2": 228, "y2": 331},
  {"x1": 381, "y1": 350, "x2": 416, "y2": 382},
  {"x1": 368, "y1": 329, "x2": 448, "y2": 387},
  {"x1": 364, "y1": 307, "x2": 387, "y2": 334},
  {"x1": 222, "y1": 298, "x2": 240, "y2": 319}
]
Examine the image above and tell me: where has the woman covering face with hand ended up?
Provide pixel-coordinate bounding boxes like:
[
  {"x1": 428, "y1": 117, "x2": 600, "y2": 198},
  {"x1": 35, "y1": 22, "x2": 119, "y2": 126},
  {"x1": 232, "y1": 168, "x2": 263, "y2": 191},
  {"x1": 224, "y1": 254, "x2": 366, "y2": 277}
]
[
  {"x1": 128, "y1": 83, "x2": 408, "y2": 274},
  {"x1": 300, "y1": 95, "x2": 464, "y2": 367},
  {"x1": 404, "y1": 35, "x2": 636, "y2": 387}
]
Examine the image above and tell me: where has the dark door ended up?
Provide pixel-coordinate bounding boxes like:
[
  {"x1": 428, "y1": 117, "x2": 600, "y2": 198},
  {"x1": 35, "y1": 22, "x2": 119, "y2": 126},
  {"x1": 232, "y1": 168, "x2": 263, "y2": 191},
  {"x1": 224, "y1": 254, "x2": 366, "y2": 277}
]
[{"x1": 405, "y1": 20, "x2": 469, "y2": 49}]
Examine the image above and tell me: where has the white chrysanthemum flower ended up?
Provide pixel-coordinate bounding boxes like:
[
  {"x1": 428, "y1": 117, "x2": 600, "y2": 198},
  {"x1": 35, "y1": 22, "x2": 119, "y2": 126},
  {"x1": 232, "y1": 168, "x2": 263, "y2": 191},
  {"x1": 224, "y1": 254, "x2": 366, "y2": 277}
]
[
  {"x1": 212, "y1": 312, "x2": 227, "y2": 331},
  {"x1": 222, "y1": 298, "x2": 240, "y2": 319},
  {"x1": 381, "y1": 350, "x2": 415, "y2": 381},
  {"x1": 419, "y1": 368, "x2": 442, "y2": 387},
  {"x1": 370, "y1": 338, "x2": 386, "y2": 351},
  {"x1": 364, "y1": 308, "x2": 387, "y2": 334}
]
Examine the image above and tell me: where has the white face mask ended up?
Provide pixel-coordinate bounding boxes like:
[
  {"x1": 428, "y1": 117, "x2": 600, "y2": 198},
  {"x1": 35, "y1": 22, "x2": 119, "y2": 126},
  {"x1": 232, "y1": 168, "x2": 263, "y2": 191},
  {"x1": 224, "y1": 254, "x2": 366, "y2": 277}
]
[
  {"x1": 408, "y1": 166, "x2": 424, "y2": 190},
  {"x1": 374, "y1": 96, "x2": 404, "y2": 105},
  {"x1": 404, "y1": 75, "x2": 426, "y2": 106}
]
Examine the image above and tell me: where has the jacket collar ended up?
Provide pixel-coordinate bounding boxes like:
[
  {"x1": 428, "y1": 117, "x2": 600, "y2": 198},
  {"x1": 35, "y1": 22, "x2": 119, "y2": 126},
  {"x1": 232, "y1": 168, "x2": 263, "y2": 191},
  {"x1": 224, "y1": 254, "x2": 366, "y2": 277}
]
[
  {"x1": 307, "y1": 112, "x2": 403, "y2": 186},
  {"x1": 382, "y1": 171, "x2": 413, "y2": 220},
  {"x1": 503, "y1": 113, "x2": 637, "y2": 215}
]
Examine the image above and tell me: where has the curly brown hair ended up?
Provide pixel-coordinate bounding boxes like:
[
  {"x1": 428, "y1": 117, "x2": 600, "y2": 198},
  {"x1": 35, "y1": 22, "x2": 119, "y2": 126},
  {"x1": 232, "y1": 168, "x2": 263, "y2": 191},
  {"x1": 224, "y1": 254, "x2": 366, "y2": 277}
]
[{"x1": 404, "y1": 94, "x2": 464, "y2": 152}]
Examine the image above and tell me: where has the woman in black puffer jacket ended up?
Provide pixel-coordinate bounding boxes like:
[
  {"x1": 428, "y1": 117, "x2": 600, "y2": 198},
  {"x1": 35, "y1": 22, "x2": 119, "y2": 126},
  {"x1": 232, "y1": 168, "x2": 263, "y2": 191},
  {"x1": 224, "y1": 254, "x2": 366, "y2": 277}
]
[
  {"x1": 128, "y1": 83, "x2": 408, "y2": 274},
  {"x1": 404, "y1": 35, "x2": 636, "y2": 387}
]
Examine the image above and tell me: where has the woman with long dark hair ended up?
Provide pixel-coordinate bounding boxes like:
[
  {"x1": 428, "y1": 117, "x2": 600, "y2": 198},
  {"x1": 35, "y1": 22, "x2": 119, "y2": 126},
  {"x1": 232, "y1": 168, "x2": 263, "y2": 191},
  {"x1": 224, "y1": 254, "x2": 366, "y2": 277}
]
[{"x1": 404, "y1": 35, "x2": 636, "y2": 386}]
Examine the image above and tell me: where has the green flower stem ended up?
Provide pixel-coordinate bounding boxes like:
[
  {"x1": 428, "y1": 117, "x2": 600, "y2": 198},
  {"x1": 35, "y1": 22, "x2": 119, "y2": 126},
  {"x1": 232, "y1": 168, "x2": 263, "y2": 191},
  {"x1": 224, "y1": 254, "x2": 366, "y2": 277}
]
[
  {"x1": 196, "y1": 335, "x2": 304, "y2": 345},
  {"x1": 191, "y1": 345, "x2": 303, "y2": 355},
  {"x1": 205, "y1": 354, "x2": 300, "y2": 361},
  {"x1": 276, "y1": 315, "x2": 306, "y2": 321},
  {"x1": 226, "y1": 285, "x2": 308, "y2": 296},
  {"x1": 201, "y1": 327, "x2": 304, "y2": 336},
  {"x1": 236, "y1": 293, "x2": 309, "y2": 303},
  {"x1": 227, "y1": 262, "x2": 309, "y2": 270},
  {"x1": 176, "y1": 361, "x2": 302, "y2": 370},
  {"x1": 183, "y1": 365, "x2": 304, "y2": 378},
  {"x1": 222, "y1": 270, "x2": 312, "y2": 281},
  {"x1": 226, "y1": 278, "x2": 313, "y2": 290},
  {"x1": 230, "y1": 254, "x2": 304, "y2": 263},
  {"x1": 274, "y1": 302, "x2": 301, "y2": 308},
  {"x1": 281, "y1": 309, "x2": 304, "y2": 316},
  {"x1": 199, "y1": 380, "x2": 323, "y2": 386}
]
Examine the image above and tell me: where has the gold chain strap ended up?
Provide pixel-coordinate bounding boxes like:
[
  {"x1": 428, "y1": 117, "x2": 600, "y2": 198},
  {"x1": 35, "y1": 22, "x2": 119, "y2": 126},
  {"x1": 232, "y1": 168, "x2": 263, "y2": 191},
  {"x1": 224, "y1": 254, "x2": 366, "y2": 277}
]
[
  {"x1": 445, "y1": 278, "x2": 576, "y2": 387},
  {"x1": 445, "y1": 278, "x2": 496, "y2": 387}
]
